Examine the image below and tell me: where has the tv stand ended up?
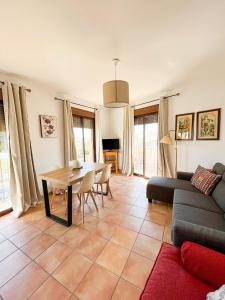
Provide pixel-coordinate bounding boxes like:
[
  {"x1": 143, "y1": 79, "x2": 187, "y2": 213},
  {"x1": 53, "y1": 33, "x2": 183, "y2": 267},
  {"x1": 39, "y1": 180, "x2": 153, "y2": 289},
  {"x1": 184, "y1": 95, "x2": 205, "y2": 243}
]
[{"x1": 103, "y1": 150, "x2": 119, "y2": 174}]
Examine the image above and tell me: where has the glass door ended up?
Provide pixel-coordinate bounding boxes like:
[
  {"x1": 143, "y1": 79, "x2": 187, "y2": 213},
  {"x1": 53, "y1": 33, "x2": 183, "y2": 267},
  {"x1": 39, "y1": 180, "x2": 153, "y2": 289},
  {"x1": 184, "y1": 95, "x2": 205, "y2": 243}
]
[
  {"x1": 133, "y1": 117, "x2": 144, "y2": 176},
  {"x1": 133, "y1": 113, "x2": 158, "y2": 178},
  {"x1": 0, "y1": 102, "x2": 10, "y2": 212},
  {"x1": 73, "y1": 116, "x2": 95, "y2": 162}
]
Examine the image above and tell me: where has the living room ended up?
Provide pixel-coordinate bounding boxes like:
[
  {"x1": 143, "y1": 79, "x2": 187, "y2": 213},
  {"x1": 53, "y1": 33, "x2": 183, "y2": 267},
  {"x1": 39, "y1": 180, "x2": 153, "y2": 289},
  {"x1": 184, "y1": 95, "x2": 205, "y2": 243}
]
[{"x1": 0, "y1": 1, "x2": 225, "y2": 300}]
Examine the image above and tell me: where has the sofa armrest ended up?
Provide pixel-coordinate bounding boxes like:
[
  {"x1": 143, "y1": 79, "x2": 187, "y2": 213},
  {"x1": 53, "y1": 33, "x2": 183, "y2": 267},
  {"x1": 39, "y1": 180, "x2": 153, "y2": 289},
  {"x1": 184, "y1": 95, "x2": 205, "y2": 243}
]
[
  {"x1": 181, "y1": 241, "x2": 225, "y2": 289},
  {"x1": 177, "y1": 171, "x2": 194, "y2": 181}
]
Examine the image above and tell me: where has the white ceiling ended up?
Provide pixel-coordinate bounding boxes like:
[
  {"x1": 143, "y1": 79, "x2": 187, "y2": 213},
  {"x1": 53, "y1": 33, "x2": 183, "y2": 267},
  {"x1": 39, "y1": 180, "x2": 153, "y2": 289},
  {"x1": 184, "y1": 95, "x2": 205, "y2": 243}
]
[{"x1": 1, "y1": 0, "x2": 225, "y2": 105}]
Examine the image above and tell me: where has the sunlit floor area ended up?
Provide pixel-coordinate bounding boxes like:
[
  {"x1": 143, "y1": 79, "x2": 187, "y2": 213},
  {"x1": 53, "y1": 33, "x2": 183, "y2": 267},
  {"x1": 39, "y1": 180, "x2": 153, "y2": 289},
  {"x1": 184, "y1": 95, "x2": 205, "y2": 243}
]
[
  {"x1": 0, "y1": 198, "x2": 11, "y2": 212},
  {"x1": 0, "y1": 175, "x2": 172, "y2": 300},
  {"x1": 0, "y1": 183, "x2": 10, "y2": 212}
]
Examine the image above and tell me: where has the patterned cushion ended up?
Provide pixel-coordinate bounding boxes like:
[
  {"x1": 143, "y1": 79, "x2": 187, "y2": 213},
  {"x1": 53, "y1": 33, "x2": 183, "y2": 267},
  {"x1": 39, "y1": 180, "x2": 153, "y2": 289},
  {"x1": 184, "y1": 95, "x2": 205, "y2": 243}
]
[{"x1": 191, "y1": 165, "x2": 221, "y2": 195}]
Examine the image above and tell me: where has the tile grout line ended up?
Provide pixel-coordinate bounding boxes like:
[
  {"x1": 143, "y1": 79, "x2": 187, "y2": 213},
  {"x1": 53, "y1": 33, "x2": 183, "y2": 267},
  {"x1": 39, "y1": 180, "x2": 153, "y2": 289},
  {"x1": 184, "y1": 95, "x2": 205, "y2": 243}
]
[
  {"x1": 109, "y1": 216, "x2": 146, "y2": 299},
  {"x1": 0, "y1": 178, "x2": 172, "y2": 299},
  {"x1": 72, "y1": 193, "x2": 145, "y2": 298}
]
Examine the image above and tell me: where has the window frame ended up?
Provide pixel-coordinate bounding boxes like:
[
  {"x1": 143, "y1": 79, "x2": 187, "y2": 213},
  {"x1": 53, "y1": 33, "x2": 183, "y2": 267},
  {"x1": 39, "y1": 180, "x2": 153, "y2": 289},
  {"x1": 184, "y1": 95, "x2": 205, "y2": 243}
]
[
  {"x1": 0, "y1": 88, "x2": 12, "y2": 216},
  {"x1": 133, "y1": 105, "x2": 159, "y2": 179},
  {"x1": 72, "y1": 107, "x2": 96, "y2": 163}
]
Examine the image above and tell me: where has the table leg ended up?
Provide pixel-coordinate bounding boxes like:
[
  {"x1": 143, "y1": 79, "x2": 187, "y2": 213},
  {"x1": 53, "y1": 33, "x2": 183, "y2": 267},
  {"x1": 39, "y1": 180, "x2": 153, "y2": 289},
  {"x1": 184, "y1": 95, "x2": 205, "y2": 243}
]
[
  {"x1": 42, "y1": 180, "x2": 50, "y2": 217},
  {"x1": 67, "y1": 185, "x2": 72, "y2": 226},
  {"x1": 42, "y1": 180, "x2": 72, "y2": 227}
]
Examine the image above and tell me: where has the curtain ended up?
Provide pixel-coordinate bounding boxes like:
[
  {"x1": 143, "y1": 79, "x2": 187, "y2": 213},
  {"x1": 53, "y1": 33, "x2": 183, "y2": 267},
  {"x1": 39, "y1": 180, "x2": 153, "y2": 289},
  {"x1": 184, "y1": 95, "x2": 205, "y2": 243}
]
[
  {"x1": 122, "y1": 106, "x2": 134, "y2": 175},
  {"x1": 2, "y1": 81, "x2": 40, "y2": 217},
  {"x1": 95, "y1": 108, "x2": 104, "y2": 163},
  {"x1": 158, "y1": 97, "x2": 173, "y2": 177},
  {"x1": 63, "y1": 100, "x2": 76, "y2": 166}
]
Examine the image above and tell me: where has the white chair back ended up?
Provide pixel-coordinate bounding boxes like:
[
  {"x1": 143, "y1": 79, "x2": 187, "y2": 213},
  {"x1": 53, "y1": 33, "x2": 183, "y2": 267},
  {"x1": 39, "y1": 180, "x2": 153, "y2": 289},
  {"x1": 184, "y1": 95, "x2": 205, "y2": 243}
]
[
  {"x1": 99, "y1": 164, "x2": 112, "y2": 183},
  {"x1": 69, "y1": 159, "x2": 80, "y2": 168},
  {"x1": 79, "y1": 170, "x2": 95, "y2": 193}
]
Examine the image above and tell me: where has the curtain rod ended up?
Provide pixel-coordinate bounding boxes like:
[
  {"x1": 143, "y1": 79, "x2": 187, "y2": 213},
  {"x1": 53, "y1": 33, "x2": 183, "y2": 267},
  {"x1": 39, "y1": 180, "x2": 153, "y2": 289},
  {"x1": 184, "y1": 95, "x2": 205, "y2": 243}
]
[
  {"x1": 54, "y1": 97, "x2": 96, "y2": 111},
  {"x1": 0, "y1": 81, "x2": 31, "y2": 92},
  {"x1": 55, "y1": 92, "x2": 180, "y2": 111},
  {"x1": 132, "y1": 92, "x2": 180, "y2": 108}
]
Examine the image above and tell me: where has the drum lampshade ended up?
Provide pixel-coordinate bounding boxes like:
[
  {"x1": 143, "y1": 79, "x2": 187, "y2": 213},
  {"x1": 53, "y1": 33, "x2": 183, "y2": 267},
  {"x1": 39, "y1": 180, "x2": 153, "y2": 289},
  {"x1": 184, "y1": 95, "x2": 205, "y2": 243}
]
[{"x1": 103, "y1": 80, "x2": 129, "y2": 108}]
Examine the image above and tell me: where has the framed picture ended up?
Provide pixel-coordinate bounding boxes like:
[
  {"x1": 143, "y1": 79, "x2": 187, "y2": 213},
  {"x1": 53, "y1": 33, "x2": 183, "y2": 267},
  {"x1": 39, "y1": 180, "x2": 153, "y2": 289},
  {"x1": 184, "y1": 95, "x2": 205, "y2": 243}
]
[
  {"x1": 175, "y1": 113, "x2": 194, "y2": 140},
  {"x1": 196, "y1": 108, "x2": 221, "y2": 140},
  {"x1": 40, "y1": 115, "x2": 57, "y2": 138}
]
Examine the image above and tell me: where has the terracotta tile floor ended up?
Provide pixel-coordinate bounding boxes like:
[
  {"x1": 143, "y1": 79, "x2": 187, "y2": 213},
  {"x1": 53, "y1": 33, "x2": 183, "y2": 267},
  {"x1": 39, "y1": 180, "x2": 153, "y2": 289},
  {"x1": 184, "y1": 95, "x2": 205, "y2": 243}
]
[{"x1": 0, "y1": 175, "x2": 172, "y2": 300}]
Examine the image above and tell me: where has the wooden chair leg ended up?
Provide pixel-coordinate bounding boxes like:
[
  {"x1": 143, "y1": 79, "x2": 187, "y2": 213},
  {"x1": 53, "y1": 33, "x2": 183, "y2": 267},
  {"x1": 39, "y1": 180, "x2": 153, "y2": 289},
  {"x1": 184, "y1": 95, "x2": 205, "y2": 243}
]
[
  {"x1": 107, "y1": 181, "x2": 113, "y2": 198},
  {"x1": 77, "y1": 193, "x2": 81, "y2": 205},
  {"x1": 92, "y1": 187, "x2": 96, "y2": 197},
  {"x1": 64, "y1": 191, "x2": 68, "y2": 217},
  {"x1": 51, "y1": 189, "x2": 56, "y2": 209},
  {"x1": 82, "y1": 193, "x2": 85, "y2": 224},
  {"x1": 85, "y1": 192, "x2": 90, "y2": 203},
  {"x1": 63, "y1": 190, "x2": 67, "y2": 202},
  {"x1": 100, "y1": 184, "x2": 104, "y2": 207},
  {"x1": 90, "y1": 191, "x2": 98, "y2": 211}
]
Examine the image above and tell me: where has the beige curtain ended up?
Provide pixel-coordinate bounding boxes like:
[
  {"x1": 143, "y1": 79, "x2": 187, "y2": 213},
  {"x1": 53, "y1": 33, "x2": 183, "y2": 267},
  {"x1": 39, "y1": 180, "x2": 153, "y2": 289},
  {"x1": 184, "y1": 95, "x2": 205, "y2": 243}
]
[
  {"x1": 158, "y1": 97, "x2": 173, "y2": 177},
  {"x1": 63, "y1": 100, "x2": 76, "y2": 166},
  {"x1": 122, "y1": 106, "x2": 134, "y2": 176},
  {"x1": 95, "y1": 108, "x2": 104, "y2": 163},
  {"x1": 2, "y1": 81, "x2": 40, "y2": 217}
]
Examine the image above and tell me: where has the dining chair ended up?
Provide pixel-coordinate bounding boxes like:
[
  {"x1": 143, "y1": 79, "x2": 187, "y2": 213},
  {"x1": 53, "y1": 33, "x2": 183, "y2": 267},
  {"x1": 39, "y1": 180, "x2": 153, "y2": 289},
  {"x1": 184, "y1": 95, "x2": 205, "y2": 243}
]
[
  {"x1": 94, "y1": 164, "x2": 112, "y2": 207},
  {"x1": 51, "y1": 160, "x2": 80, "y2": 209},
  {"x1": 72, "y1": 170, "x2": 98, "y2": 223},
  {"x1": 50, "y1": 165, "x2": 67, "y2": 209},
  {"x1": 69, "y1": 160, "x2": 80, "y2": 168}
]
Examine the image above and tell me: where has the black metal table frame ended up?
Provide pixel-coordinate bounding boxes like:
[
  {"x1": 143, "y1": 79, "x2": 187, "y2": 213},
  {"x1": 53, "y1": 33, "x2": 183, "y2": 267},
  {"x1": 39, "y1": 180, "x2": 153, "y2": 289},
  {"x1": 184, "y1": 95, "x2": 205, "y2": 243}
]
[
  {"x1": 42, "y1": 180, "x2": 73, "y2": 227},
  {"x1": 42, "y1": 179, "x2": 109, "y2": 227}
]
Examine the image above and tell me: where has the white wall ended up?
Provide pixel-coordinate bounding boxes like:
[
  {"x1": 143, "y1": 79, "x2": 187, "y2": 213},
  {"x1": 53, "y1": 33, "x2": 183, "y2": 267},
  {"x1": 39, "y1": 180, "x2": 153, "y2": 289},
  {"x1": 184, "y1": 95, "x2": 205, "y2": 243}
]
[
  {"x1": 101, "y1": 49, "x2": 225, "y2": 175},
  {"x1": 0, "y1": 74, "x2": 64, "y2": 189},
  {"x1": 168, "y1": 54, "x2": 225, "y2": 172},
  {"x1": 2, "y1": 46, "x2": 225, "y2": 182},
  {"x1": 101, "y1": 107, "x2": 124, "y2": 169}
]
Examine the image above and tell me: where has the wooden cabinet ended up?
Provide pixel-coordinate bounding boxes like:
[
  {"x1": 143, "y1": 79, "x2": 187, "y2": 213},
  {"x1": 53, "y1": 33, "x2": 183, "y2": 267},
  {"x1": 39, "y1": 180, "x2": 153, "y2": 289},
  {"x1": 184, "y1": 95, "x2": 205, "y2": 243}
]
[{"x1": 103, "y1": 151, "x2": 119, "y2": 174}]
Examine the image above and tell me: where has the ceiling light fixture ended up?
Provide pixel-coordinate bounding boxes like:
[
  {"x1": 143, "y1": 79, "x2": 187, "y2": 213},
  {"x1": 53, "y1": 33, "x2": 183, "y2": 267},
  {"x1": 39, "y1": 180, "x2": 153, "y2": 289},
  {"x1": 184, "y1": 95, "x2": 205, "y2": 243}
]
[{"x1": 103, "y1": 58, "x2": 129, "y2": 108}]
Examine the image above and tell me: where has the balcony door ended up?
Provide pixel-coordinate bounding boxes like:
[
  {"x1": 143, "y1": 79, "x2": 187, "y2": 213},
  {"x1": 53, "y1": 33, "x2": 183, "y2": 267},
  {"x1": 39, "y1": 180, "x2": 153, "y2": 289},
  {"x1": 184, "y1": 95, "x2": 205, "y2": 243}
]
[
  {"x1": 73, "y1": 115, "x2": 95, "y2": 163},
  {"x1": 0, "y1": 100, "x2": 10, "y2": 213},
  {"x1": 133, "y1": 112, "x2": 158, "y2": 178}
]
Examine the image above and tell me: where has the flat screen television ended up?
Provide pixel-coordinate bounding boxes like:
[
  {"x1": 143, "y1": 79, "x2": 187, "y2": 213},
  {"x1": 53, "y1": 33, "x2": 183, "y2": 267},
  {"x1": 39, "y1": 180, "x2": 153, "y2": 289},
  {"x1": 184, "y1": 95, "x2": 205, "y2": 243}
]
[{"x1": 102, "y1": 139, "x2": 120, "y2": 151}]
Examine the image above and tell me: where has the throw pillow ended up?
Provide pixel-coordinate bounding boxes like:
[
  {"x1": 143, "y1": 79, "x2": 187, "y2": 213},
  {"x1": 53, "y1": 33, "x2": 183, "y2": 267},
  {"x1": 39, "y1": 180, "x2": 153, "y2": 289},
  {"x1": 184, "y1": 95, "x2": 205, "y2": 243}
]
[
  {"x1": 206, "y1": 285, "x2": 225, "y2": 300},
  {"x1": 191, "y1": 165, "x2": 221, "y2": 195},
  {"x1": 181, "y1": 241, "x2": 225, "y2": 289}
]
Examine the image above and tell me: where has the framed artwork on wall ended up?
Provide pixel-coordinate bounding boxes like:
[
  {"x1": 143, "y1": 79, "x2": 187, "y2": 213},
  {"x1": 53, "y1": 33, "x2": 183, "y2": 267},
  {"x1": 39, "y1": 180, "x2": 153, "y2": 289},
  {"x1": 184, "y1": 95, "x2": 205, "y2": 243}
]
[
  {"x1": 196, "y1": 108, "x2": 221, "y2": 140},
  {"x1": 175, "y1": 113, "x2": 194, "y2": 140},
  {"x1": 40, "y1": 115, "x2": 57, "y2": 138}
]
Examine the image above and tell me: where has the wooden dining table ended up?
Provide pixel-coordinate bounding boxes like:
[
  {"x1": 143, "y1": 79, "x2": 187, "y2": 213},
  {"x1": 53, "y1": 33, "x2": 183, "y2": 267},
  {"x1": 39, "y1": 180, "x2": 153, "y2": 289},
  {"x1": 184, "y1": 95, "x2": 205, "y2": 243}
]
[{"x1": 39, "y1": 162, "x2": 106, "y2": 227}]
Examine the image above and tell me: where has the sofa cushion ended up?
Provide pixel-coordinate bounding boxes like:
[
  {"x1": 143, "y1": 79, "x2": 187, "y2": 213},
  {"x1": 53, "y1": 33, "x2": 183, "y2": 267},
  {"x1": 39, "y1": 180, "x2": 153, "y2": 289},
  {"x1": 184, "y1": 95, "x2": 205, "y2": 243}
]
[
  {"x1": 181, "y1": 241, "x2": 225, "y2": 289},
  {"x1": 147, "y1": 176, "x2": 198, "y2": 203},
  {"x1": 173, "y1": 204, "x2": 225, "y2": 233},
  {"x1": 212, "y1": 173, "x2": 225, "y2": 212},
  {"x1": 213, "y1": 162, "x2": 225, "y2": 175},
  {"x1": 174, "y1": 189, "x2": 223, "y2": 214},
  {"x1": 172, "y1": 204, "x2": 225, "y2": 253},
  {"x1": 140, "y1": 243, "x2": 213, "y2": 300},
  {"x1": 191, "y1": 165, "x2": 221, "y2": 195}
]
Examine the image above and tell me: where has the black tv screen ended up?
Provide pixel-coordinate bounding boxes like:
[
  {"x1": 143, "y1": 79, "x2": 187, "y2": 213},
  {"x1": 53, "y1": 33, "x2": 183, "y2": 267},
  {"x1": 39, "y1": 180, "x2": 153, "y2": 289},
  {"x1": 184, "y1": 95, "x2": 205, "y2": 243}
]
[{"x1": 102, "y1": 139, "x2": 120, "y2": 150}]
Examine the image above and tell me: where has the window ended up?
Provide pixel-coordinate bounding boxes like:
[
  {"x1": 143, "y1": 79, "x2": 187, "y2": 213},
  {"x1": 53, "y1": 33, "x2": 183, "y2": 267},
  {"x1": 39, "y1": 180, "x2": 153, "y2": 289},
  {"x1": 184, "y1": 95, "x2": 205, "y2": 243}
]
[
  {"x1": 133, "y1": 106, "x2": 158, "y2": 178},
  {"x1": 73, "y1": 112, "x2": 95, "y2": 162},
  {"x1": 0, "y1": 100, "x2": 10, "y2": 212}
]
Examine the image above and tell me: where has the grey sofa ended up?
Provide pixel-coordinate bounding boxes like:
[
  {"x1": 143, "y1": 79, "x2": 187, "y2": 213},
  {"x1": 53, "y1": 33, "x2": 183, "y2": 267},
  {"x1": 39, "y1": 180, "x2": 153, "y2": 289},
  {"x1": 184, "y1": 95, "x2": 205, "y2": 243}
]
[{"x1": 146, "y1": 163, "x2": 225, "y2": 253}]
